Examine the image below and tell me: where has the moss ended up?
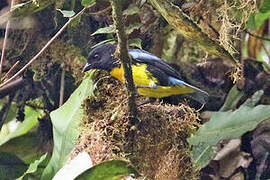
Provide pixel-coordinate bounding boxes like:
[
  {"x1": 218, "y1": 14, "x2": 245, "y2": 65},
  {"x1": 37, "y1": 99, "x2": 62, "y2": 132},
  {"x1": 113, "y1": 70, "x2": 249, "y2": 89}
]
[
  {"x1": 31, "y1": 39, "x2": 85, "y2": 83},
  {"x1": 71, "y1": 71, "x2": 200, "y2": 179}
]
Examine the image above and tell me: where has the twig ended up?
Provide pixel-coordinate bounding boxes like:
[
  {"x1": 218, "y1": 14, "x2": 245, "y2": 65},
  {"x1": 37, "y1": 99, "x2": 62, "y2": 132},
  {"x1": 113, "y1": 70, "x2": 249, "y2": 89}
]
[
  {"x1": 246, "y1": 30, "x2": 270, "y2": 42},
  {"x1": 262, "y1": 43, "x2": 270, "y2": 70},
  {"x1": 1, "y1": 61, "x2": 19, "y2": 81},
  {"x1": 88, "y1": 5, "x2": 112, "y2": 15},
  {"x1": 0, "y1": 77, "x2": 26, "y2": 98},
  {"x1": 0, "y1": 6, "x2": 91, "y2": 88},
  {"x1": 59, "y1": 69, "x2": 65, "y2": 106},
  {"x1": 0, "y1": 0, "x2": 15, "y2": 80},
  {"x1": 111, "y1": 0, "x2": 138, "y2": 122},
  {"x1": 262, "y1": 43, "x2": 270, "y2": 60}
]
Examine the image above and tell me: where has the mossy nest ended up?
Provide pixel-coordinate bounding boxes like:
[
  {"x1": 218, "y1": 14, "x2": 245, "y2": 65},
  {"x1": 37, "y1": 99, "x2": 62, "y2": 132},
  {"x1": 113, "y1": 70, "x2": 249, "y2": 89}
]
[{"x1": 72, "y1": 72, "x2": 201, "y2": 180}]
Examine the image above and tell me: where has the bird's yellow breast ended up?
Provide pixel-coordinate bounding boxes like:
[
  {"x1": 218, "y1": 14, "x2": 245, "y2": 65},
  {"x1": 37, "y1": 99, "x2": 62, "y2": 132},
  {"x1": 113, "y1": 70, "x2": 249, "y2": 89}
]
[
  {"x1": 110, "y1": 64, "x2": 194, "y2": 98},
  {"x1": 110, "y1": 64, "x2": 157, "y2": 86}
]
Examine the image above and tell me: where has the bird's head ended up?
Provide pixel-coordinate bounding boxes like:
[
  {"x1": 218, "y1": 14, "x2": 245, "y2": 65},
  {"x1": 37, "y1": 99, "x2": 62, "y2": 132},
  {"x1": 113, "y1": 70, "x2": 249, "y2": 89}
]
[{"x1": 83, "y1": 43, "x2": 118, "y2": 72}]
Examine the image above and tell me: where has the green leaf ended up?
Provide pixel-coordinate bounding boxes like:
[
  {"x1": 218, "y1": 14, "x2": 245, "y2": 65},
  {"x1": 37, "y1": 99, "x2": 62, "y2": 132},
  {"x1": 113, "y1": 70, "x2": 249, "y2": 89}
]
[
  {"x1": 41, "y1": 74, "x2": 95, "y2": 180},
  {"x1": 0, "y1": 152, "x2": 27, "y2": 179},
  {"x1": 53, "y1": 152, "x2": 92, "y2": 179},
  {"x1": 0, "y1": 133, "x2": 44, "y2": 164},
  {"x1": 125, "y1": 23, "x2": 142, "y2": 35},
  {"x1": 190, "y1": 143, "x2": 215, "y2": 170},
  {"x1": 139, "y1": 0, "x2": 147, "y2": 7},
  {"x1": 128, "y1": 38, "x2": 142, "y2": 49},
  {"x1": 70, "y1": 15, "x2": 82, "y2": 27},
  {"x1": 81, "y1": 0, "x2": 96, "y2": 7},
  {"x1": 91, "y1": 25, "x2": 116, "y2": 36},
  {"x1": 247, "y1": 12, "x2": 270, "y2": 30},
  {"x1": 258, "y1": 0, "x2": 270, "y2": 13},
  {"x1": 161, "y1": 28, "x2": 179, "y2": 62},
  {"x1": 188, "y1": 91, "x2": 270, "y2": 169},
  {"x1": 219, "y1": 85, "x2": 245, "y2": 111},
  {"x1": 247, "y1": 0, "x2": 270, "y2": 31},
  {"x1": 57, "y1": 9, "x2": 75, "y2": 17},
  {"x1": 123, "y1": 6, "x2": 140, "y2": 16},
  {"x1": 0, "y1": 106, "x2": 43, "y2": 146},
  {"x1": 76, "y1": 160, "x2": 139, "y2": 180},
  {"x1": 16, "y1": 154, "x2": 47, "y2": 180},
  {"x1": 91, "y1": 39, "x2": 116, "y2": 49}
]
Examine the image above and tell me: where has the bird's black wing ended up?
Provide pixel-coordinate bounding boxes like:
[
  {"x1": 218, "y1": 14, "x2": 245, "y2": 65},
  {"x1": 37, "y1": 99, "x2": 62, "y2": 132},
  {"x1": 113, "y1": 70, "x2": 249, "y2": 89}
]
[
  {"x1": 128, "y1": 48, "x2": 209, "y2": 96},
  {"x1": 128, "y1": 49, "x2": 182, "y2": 80}
]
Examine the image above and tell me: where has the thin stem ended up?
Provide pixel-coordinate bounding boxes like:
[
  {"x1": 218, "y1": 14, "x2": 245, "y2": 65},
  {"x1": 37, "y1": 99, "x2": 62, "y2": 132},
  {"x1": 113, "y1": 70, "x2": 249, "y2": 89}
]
[
  {"x1": 59, "y1": 69, "x2": 65, "y2": 106},
  {"x1": 0, "y1": 0, "x2": 15, "y2": 80},
  {"x1": 262, "y1": 43, "x2": 270, "y2": 60},
  {"x1": 262, "y1": 43, "x2": 270, "y2": 71},
  {"x1": 1, "y1": 61, "x2": 19, "y2": 81},
  {"x1": 88, "y1": 5, "x2": 112, "y2": 15},
  {"x1": 111, "y1": 0, "x2": 138, "y2": 122},
  {"x1": 246, "y1": 30, "x2": 270, "y2": 42},
  {"x1": 0, "y1": 6, "x2": 90, "y2": 88}
]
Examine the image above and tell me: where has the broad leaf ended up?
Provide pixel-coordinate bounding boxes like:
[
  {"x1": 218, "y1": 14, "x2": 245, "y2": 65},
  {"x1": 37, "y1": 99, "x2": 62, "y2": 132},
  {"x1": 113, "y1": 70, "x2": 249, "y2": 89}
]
[
  {"x1": 53, "y1": 152, "x2": 92, "y2": 180},
  {"x1": 247, "y1": 12, "x2": 270, "y2": 30},
  {"x1": 0, "y1": 106, "x2": 43, "y2": 146},
  {"x1": 0, "y1": 133, "x2": 45, "y2": 164},
  {"x1": 149, "y1": 0, "x2": 236, "y2": 64},
  {"x1": 81, "y1": 0, "x2": 96, "y2": 7},
  {"x1": 91, "y1": 25, "x2": 116, "y2": 36},
  {"x1": 91, "y1": 23, "x2": 141, "y2": 36},
  {"x1": 57, "y1": 9, "x2": 75, "y2": 17},
  {"x1": 76, "y1": 160, "x2": 139, "y2": 180},
  {"x1": 91, "y1": 39, "x2": 115, "y2": 49},
  {"x1": 16, "y1": 153, "x2": 47, "y2": 180},
  {"x1": 41, "y1": 74, "x2": 94, "y2": 180},
  {"x1": 190, "y1": 143, "x2": 215, "y2": 170},
  {"x1": 123, "y1": 6, "x2": 139, "y2": 16},
  {"x1": 0, "y1": 152, "x2": 27, "y2": 179},
  {"x1": 125, "y1": 23, "x2": 142, "y2": 35},
  {"x1": 139, "y1": 0, "x2": 147, "y2": 7},
  {"x1": 128, "y1": 38, "x2": 142, "y2": 49},
  {"x1": 219, "y1": 85, "x2": 245, "y2": 111},
  {"x1": 247, "y1": 0, "x2": 270, "y2": 30},
  {"x1": 188, "y1": 90, "x2": 270, "y2": 169}
]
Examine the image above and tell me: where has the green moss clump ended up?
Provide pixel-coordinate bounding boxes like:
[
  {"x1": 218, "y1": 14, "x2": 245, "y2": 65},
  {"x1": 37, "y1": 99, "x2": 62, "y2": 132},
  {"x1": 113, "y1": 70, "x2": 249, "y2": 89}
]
[{"x1": 73, "y1": 72, "x2": 200, "y2": 179}]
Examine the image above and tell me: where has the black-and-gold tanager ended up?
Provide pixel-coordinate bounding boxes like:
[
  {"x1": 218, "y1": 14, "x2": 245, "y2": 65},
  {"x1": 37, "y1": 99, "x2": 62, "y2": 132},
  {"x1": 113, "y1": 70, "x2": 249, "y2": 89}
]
[{"x1": 83, "y1": 43, "x2": 208, "y2": 104}]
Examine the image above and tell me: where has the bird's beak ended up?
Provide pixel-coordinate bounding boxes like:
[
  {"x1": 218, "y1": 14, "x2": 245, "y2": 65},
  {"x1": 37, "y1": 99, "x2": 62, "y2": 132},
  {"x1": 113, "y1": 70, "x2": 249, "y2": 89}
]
[{"x1": 82, "y1": 63, "x2": 91, "y2": 72}]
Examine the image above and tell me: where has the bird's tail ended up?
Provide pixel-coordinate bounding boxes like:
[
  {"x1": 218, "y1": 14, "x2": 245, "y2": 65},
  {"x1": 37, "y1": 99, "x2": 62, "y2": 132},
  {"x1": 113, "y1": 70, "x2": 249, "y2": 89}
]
[
  {"x1": 182, "y1": 82, "x2": 209, "y2": 104},
  {"x1": 184, "y1": 91, "x2": 209, "y2": 104},
  {"x1": 168, "y1": 76, "x2": 209, "y2": 104}
]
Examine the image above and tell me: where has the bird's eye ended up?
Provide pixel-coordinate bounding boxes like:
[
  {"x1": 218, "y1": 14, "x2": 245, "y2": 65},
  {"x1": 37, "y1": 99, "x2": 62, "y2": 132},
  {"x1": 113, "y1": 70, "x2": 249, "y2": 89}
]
[{"x1": 94, "y1": 54, "x2": 100, "y2": 60}]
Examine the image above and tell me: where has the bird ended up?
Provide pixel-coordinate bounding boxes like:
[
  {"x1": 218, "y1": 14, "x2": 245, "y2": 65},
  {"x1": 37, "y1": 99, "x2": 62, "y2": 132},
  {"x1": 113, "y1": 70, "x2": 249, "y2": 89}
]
[{"x1": 83, "y1": 43, "x2": 209, "y2": 104}]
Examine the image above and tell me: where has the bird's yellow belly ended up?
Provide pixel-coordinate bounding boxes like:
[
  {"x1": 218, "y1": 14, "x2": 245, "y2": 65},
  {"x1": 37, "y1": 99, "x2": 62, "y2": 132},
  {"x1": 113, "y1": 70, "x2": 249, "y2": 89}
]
[
  {"x1": 110, "y1": 64, "x2": 156, "y2": 86},
  {"x1": 110, "y1": 64, "x2": 194, "y2": 98},
  {"x1": 137, "y1": 86, "x2": 194, "y2": 98}
]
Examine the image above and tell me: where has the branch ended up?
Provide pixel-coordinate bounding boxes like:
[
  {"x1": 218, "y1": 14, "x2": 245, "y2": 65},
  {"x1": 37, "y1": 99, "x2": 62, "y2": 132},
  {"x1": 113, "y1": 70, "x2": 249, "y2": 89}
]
[
  {"x1": 0, "y1": 77, "x2": 26, "y2": 98},
  {"x1": 0, "y1": 0, "x2": 15, "y2": 80},
  {"x1": 110, "y1": 0, "x2": 138, "y2": 122},
  {"x1": 0, "y1": 0, "x2": 55, "y2": 25},
  {"x1": 149, "y1": 0, "x2": 237, "y2": 64},
  {"x1": 59, "y1": 69, "x2": 65, "y2": 106},
  {"x1": 246, "y1": 30, "x2": 270, "y2": 42},
  {"x1": 0, "y1": 6, "x2": 90, "y2": 88}
]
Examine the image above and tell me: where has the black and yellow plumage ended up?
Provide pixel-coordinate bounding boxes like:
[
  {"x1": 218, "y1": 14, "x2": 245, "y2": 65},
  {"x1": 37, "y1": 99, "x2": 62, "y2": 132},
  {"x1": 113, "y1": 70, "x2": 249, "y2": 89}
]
[{"x1": 83, "y1": 43, "x2": 208, "y2": 103}]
